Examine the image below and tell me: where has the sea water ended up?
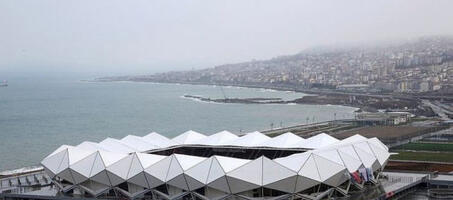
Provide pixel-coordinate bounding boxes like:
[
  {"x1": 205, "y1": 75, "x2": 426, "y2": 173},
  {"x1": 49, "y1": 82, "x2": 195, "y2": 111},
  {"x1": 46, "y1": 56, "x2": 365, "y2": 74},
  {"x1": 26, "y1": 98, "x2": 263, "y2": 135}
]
[{"x1": 0, "y1": 77, "x2": 356, "y2": 170}]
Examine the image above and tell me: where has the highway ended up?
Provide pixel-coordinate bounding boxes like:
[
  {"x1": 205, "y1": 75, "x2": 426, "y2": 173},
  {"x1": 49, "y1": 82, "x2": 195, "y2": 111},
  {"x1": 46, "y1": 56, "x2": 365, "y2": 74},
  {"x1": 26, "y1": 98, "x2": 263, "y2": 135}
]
[{"x1": 422, "y1": 100, "x2": 452, "y2": 120}]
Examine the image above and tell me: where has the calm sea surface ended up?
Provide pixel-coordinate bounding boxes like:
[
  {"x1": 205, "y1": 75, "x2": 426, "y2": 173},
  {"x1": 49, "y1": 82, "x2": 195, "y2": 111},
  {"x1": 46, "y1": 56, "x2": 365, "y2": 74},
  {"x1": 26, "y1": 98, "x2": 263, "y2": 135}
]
[{"x1": 0, "y1": 78, "x2": 356, "y2": 171}]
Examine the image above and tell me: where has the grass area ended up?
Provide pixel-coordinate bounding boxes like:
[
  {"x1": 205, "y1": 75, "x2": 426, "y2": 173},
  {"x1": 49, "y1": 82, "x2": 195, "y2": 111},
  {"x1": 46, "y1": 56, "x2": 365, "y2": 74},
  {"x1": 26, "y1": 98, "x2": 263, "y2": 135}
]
[
  {"x1": 392, "y1": 142, "x2": 453, "y2": 152},
  {"x1": 390, "y1": 151, "x2": 453, "y2": 163}
]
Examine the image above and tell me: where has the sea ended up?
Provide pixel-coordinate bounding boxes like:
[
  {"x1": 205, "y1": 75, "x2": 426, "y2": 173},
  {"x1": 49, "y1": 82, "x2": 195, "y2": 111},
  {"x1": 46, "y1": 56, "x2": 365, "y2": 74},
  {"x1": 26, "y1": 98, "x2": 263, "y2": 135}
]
[{"x1": 0, "y1": 76, "x2": 357, "y2": 171}]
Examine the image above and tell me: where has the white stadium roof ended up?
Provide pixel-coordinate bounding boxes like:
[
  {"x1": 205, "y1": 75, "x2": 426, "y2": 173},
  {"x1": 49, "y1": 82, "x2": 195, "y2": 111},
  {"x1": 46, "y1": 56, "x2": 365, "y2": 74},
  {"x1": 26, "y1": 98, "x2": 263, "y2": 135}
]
[
  {"x1": 194, "y1": 130, "x2": 239, "y2": 145},
  {"x1": 171, "y1": 130, "x2": 206, "y2": 144},
  {"x1": 228, "y1": 131, "x2": 271, "y2": 146},
  {"x1": 295, "y1": 133, "x2": 339, "y2": 149},
  {"x1": 260, "y1": 132, "x2": 305, "y2": 148},
  {"x1": 142, "y1": 132, "x2": 179, "y2": 148},
  {"x1": 98, "y1": 138, "x2": 138, "y2": 153},
  {"x1": 41, "y1": 130, "x2": 390, "y2": 199}
]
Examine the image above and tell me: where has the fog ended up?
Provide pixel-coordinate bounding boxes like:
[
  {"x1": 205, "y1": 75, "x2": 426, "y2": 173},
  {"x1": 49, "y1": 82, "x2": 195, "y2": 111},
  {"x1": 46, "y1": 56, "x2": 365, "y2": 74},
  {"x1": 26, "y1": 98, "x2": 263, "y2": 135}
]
[{"x1": 1, "y1": 0, "x2": 453, "y2": 77}]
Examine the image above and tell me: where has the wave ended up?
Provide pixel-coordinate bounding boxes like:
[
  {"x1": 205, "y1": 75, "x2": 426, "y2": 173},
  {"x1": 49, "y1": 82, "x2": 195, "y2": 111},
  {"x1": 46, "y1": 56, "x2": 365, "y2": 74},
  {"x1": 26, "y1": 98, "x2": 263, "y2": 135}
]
[
  {"x1": 259, "y1": 88, "x2": 278, "y2": 92},
  {"x1": 179, "y1": 95, "x2": 223, "y2": 105}
]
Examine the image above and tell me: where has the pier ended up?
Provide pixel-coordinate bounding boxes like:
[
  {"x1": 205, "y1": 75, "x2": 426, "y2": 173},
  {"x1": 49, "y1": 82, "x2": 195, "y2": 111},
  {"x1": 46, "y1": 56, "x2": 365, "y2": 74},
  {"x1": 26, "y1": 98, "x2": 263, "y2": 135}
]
[
  {"x1": 378, "y1": 172, "x2": 429, "y2": 199},
  {"x1": 371, "y1": 171, "x2": 453, "y2": 200}
]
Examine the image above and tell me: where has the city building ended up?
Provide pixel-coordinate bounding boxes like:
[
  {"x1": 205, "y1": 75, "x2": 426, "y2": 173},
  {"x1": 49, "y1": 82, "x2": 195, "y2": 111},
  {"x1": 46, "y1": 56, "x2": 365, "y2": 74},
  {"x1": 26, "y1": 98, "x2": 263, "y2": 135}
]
[
  {"x1": 355, "y1": 112, "x2": 412, "y2": 125},
  {"x1": 337, "y1": 84, "x2": 370, "y2": 92}
]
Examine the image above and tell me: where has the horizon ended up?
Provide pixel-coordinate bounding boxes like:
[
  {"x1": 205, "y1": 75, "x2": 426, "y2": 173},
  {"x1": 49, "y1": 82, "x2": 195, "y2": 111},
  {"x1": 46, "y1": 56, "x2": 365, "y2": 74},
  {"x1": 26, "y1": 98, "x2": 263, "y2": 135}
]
[
  {"x1": 2, "y1": 35, "x2": 452, "y2": 80},
  {"x1": 2, "y1": 0, "x2": 453, "y2": 77}
]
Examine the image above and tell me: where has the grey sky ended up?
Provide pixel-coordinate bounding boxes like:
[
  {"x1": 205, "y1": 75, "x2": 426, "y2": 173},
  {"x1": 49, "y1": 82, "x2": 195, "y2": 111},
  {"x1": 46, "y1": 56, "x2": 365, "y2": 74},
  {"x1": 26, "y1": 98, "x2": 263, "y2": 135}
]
[{"x1": 1, "y1": 0, "x2": 453, "y2": 76}]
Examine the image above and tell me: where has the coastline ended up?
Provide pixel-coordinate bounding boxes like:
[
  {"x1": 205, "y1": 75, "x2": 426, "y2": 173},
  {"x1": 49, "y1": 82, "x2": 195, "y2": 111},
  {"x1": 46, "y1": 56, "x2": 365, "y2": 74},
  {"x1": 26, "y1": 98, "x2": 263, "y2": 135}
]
[
  {"x1": 92, "y1": 79, "x2": 303, "y2": 94},
  {"x1": 92, "y1": 78, "x2": 390, "y2": 112},
  {"x1": 93, "y1": 77, "x2": 439, "y2": 116}
]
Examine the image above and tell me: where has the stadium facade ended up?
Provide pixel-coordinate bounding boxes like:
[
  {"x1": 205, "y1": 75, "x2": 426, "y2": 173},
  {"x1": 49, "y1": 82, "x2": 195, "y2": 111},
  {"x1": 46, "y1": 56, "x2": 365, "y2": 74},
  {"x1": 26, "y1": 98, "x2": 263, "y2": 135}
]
[{"x1": 41, "y1": 131, "x2": 390, "y2": 199}]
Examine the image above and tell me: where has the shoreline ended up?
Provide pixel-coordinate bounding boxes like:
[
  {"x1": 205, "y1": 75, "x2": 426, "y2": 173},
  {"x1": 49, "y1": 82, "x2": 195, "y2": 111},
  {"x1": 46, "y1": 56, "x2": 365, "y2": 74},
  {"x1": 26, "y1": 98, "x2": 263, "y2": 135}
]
[
  {"x1": 96, "y1": 79, "x2": 373, "y2": 111},
  {"x1": 93, "y1": 79, "x2": 411, "y2": 113},
  {"x1": 94, "y1": 77, "x2": 440, "y2": 116},
  {"x1": 92, "y1": 79, "x2": 305, "y2": 94}
]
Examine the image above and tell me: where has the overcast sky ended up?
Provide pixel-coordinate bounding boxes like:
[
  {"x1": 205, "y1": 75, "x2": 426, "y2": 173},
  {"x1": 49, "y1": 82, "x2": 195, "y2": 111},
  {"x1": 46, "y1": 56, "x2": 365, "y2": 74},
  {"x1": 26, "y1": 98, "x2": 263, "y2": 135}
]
[{"x1": 1, "y1": 0, "x2": 453, "y2": 76}]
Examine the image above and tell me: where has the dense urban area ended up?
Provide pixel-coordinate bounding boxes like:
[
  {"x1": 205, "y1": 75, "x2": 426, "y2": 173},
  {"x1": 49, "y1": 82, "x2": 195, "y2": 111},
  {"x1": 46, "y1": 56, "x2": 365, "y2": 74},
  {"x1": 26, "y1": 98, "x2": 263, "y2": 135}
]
[
  {"x1": 103, "y1": 36, "x2": 453, "y2": 95},
  {"x1": 99, "y1": 36, "x2": 453, "y2": 118}
]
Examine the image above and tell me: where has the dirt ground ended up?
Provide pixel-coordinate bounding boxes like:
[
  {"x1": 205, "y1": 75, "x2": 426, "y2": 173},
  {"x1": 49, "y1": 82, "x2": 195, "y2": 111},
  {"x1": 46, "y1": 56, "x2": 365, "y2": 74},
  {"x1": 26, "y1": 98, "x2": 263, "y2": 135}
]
[
  {"x1": 386, "y1": 161, "x2": 453, "y2": 173},
  {"x1": 333, "y1": 126, "x2": 435, "y2": 140}
]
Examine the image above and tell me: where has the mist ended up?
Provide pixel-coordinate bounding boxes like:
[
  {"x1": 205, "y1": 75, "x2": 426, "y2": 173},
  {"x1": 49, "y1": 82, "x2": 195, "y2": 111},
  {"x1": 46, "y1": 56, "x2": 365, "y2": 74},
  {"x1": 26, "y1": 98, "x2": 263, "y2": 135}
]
[{"x1": 1, "y1": 0, "x2": 453, "y2": 77}]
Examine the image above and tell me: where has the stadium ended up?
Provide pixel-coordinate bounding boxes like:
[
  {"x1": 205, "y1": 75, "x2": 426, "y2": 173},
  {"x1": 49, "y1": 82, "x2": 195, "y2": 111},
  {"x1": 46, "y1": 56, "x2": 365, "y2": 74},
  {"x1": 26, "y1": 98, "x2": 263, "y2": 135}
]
[{"x1": 41, "y1": 130, "x2": 390, "y2": 199}]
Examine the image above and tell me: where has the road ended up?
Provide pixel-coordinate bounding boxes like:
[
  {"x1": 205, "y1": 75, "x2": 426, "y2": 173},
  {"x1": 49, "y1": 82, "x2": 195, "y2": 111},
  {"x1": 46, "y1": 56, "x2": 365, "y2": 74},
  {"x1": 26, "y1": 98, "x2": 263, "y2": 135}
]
[{"x1": 422, "y1": 100, "x2": 452, "y2": 120}]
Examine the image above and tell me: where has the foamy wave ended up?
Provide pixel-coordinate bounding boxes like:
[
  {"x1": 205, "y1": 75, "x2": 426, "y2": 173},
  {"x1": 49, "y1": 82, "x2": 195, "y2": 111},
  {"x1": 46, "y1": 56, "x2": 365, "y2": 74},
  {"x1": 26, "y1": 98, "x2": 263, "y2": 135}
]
[{"x1": 180, "y1": 95, "x2": 223, "y2": 105}]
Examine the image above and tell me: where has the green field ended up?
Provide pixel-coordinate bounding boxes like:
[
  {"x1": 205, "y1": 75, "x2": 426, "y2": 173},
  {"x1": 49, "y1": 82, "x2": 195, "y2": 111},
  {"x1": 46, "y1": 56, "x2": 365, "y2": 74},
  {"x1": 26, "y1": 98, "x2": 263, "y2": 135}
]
[
  {"x1": 390, "y1": 151, "x2": 453, "y2": 163},
  {"x1": 392, "y1": 142, "x2": 453, "y2": 152}
]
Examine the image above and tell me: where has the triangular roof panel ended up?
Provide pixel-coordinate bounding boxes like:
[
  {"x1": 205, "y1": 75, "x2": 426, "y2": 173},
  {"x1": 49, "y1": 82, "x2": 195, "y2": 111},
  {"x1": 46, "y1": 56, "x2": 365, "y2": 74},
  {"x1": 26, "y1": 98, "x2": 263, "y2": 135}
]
[
  {"x1": 120, "y1": 135, "x2": 160, "y2": 152},
  {"x1": 136, "y1": 153, "x2": 166, "y2": 169},
  {"x1": 67, "y1": 147, "x2": 95, "y2": 165},
  {"x1": 297, "y1": 154, "x2": 321, "y2": 182},
  {"x1": 106, "y1": 154, "x2": 133, "y2": 180},
  {"x1": 184, "y1": 157, "x2": 213, "y2": 184},
  {"x1": 274, "y1": 152, "x2": 311, "y2": 172},
  {"x1": 367, "y1": 141, "x2": 390, "y2": 167},
  {"x1": 98, "y1": 138, "x2": 138, "y2": 153},
  {"x1": 90, "y1": 152, "x2": 106, "y2": 177},
  {"x1": 206, "y1": 158, "x2": 226, "y2": 184},
  {"x1": 195, "y1": 131, "x2": 239, "y2": 145},
  {"x1": 174, "y1": 154, "x2": 206, "y2": 170},
  {"x1": 337, "y1": 150, "x2": 362, "y2": 173},
  {"x1": 44, "y1": 145, "x2": 72, "y2": 159},
  {"x1": 76, "y1": 141, "x2": 109, "y2": 152},
  {"x1": 144, "y1": 155, "x2": 172, "y2": 182},
  {"x1": 98, "y1": 151, "x2": 128, "y2": 167},
  {"x1": 262, "y1": 157, "x2": 296, "y2": 186},
  {"x1": 214, "y1": 156, "x2": 251, "y2": 173},
  {"x1": 126, "y1": 154, "x2": 145, "y2": 179},
  {"x1": 368, "y1": 137, "x2": 389, "y2": 151},
  {"x1": 171, "y1": 130, "x2": 206, "y2": 144},
  {"x1": 165, "y1": 155, "x2": 184, "y2": 181},
  {"x1": 41, "y1": 148, "x2": 67, "y2": 174},
  {"x1": 295, "y1": 133, "x2": 339, "y2": 149},
  {"x1": 70, "y1": 152, "x2": 97, "y2": 178},
  {"x1": 313, "y1": 149, "x2": 344, "y2": 166},
  {"x1": 312, "y1": 154, "x2": 347, "y2": 184},
  {"x1": 227, "y1": 157, "x2": 263, "y2": 186},
  {"x1": 261, "y1": 132, "x2": 305, "y2": 148},
  {"x1": 354, "y1": 146, "x2": 377, "y2": 168},
  {"x1": 229, "y1": 131, "x2": 270, "y2": 147},
  {"x1": 142, "y1": 132, "x2": 179, "y2": 147},
  {"x1": 339, "y1": 134, "x2": 367, "y2": 144}
]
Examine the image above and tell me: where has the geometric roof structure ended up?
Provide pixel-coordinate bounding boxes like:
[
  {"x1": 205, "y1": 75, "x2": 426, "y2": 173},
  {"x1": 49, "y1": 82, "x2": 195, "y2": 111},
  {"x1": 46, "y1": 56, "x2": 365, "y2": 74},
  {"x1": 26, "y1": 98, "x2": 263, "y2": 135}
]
[
  {"x1": 260, "y1": 132, "x2": 305, "y2": 148},
  {"x1": 338, "y1": 134, "x2": 367, "y2": 144},
  {"x1": 41, "y1": 130, "x2": 390, "y2": 199},
  {"x1": 120, "y1": 135, "x2": 161, "y2": 152},
  {"x1": 171, "y1": 130, "x2": 206, "y2": 144},
  {"x1": 98, "y1": 138, "x2": 138, "y2": 153},
  {"x1": 294, "y1": 133, "x2": 340, "y2": 149},
  {"x1": 194, "y1": 130, "x2": 239, "y2": 145},
  {"x1": 142, "y1": 132, "x2": 179, "y2": 148},
  {"x1": 228, "y1": 131, "x2": 271, "y2": 146},
  {"x1": 76, "y1": 141, "x2": 110, "y2": 152}
]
